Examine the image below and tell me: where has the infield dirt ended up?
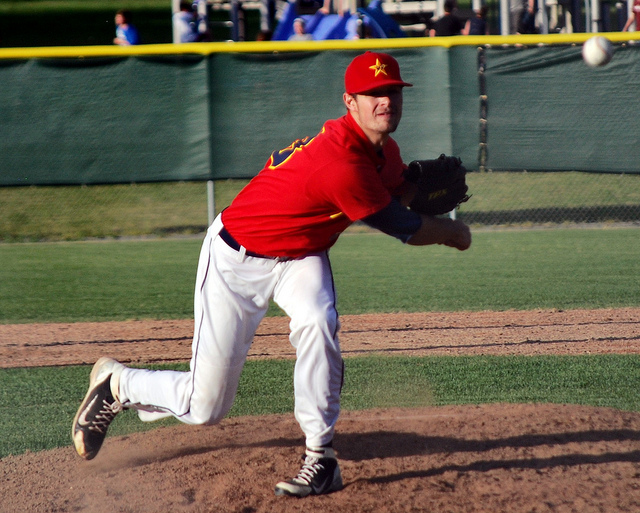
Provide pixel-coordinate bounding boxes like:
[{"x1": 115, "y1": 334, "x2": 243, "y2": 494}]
[{"x1": 1, "y1": 308, "x2": 639, "y2": 512}]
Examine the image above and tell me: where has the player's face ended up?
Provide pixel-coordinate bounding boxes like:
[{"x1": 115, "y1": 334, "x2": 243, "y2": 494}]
[{"x1": 344, "y1": 86, "x2": 403, "y2": 147}]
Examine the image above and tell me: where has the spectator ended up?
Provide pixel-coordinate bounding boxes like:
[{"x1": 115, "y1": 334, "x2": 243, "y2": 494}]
[
  {"x1": 288, "y1": 18, "x2": 314, "y2": 40},
  {"x1": 173, "y1": 1, "x2": 200, "y2": 43},
  {"x1": 114, "y1": 10, "x2": 141, "y2": 46},
  {"x1": 623, "y1": 0, "x2": 640, "y2": 31},
  {"x1": 508, "y1": 0, "x2": 523, "y2": 33},
  {"x1": 429, "y1": 0, "x2": 463, "y2": 37},
  {"x1": 517, "y1": 0, "x2": 537, "y2": 33},
  {"x1": 463, "y1": 5, "x2": 490, "y2": 35},
  {"x1": 508, "y1": 0, "x2": 535, "y2": 34}
]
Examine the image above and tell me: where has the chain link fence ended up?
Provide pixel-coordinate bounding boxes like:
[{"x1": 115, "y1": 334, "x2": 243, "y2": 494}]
[
  {"x1": 1, "y1": 171, "x2": 639, "y2": 242},
  {"x1": 459, "y1": 171, "x2": 640, "y2": 227}
]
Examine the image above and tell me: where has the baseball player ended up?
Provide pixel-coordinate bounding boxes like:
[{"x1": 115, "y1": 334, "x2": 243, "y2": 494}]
[{"x1": 72, "y1": 51, "x2": 471, "y2": 498}]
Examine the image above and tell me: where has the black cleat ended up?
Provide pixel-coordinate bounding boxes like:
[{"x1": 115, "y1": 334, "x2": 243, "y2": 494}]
[
  {"x1": 275, "y1": 447, "x2": 343, "y2": 497},
  {"x1": 72, "y1": 357, "x2": 125, "y2": 460}
]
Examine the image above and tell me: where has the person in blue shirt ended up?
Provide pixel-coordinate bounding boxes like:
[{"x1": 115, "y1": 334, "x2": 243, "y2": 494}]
[
  {"x1": 114, "y1": 10, "x2": 141, "y2": 45},
  {"x1": 173, "y1": 1, "x2": 202, "y2": 43}
]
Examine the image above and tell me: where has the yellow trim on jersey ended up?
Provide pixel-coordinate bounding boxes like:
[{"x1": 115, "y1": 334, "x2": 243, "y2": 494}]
[{"x1": 267, "y1": 127, "x2": 325, "y2": 170}]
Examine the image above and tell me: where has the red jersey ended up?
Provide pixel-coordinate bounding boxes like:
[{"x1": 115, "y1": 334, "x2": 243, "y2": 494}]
[
  {"x1": 634, "y1": 0, "x2": 640, "y2": 28},
  {"x1": 221, "y1": 113, "x2": 407, "y2": 258}
]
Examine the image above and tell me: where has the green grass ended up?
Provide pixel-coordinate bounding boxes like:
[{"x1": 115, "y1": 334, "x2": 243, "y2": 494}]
[
  {"x1": 0, "y1": 239, "x2": 202, "y2": 322},
  {"x1": 0, "y1": 181, "x2": 248, "y2": 242},
  {"x1": 2, "y1": 227, "x2": 638, "y2": 323},
  {"x1": 2, "y1": 354, "x2": 639, "y2": 459},
  {"x1": 342, "y1": 355, "x2": 640, "y2": 411},
  {"x1": 0, "y1": 182, "x2": 212, "y2": 242},
  {"x1": 467, "y1": 171, "x2": 640, "y2": 211},
  {"x1": 2, "y1": 173, "x2": 638, "y2": 242},
  {"x1": 332, "y1": 228, "x2": 640, "y2": 313}
]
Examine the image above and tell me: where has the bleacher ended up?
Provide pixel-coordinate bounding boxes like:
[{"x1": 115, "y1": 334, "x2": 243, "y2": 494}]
[{"x1": 205, "y1": 0, "x2": 438, "y2": 39}]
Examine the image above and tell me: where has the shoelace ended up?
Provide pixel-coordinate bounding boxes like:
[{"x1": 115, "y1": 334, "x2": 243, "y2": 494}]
[
  {"x1": 292, "y1": 456, "x2": 325, "y2": 485},
  {"x1": 88, "y1": 399, "x2": 123, "y2": 434}
]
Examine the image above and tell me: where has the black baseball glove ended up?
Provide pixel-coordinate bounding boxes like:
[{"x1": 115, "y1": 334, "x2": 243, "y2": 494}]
[{"x1": 403, "y1": 154, "x2": 471, "y2": 216}]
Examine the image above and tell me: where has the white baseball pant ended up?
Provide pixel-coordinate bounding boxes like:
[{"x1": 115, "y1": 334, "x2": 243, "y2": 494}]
[{"x1": 117, "y1": 214, "x2": 344, "y2": 448}]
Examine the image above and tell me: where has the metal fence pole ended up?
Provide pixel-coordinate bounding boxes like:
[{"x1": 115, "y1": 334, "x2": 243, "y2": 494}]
[{"x1": 207, "y1": 180, "x2": 215, "y2": 226}]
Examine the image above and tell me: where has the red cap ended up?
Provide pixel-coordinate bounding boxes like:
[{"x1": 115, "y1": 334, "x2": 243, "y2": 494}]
[{"x1": 344, "y1": 51, "x2": 413, "y2": 95}]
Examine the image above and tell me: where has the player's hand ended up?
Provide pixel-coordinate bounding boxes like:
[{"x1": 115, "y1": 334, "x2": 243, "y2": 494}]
[
  {"x1": 440, "y1": 220, "x2": 471, "y2": 251},
  {"x1": 407, "y1": 216, "x2": 471, "y2": 250}
]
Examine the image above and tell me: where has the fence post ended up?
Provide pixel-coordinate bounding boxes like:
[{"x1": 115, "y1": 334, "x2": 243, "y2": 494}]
[{"x1": 207, "y1": 180, "x2": 215, "y2": 227}]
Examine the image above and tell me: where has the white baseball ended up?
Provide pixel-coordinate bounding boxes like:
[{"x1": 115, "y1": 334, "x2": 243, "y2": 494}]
[{"x1": 582, "y1": 36, "x2": 614, "y2": 68}]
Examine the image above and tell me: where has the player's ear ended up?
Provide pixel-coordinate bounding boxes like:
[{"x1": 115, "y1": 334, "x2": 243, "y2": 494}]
[{"x1": 343, "y1": 92, "x2": 357, "y2": 112}]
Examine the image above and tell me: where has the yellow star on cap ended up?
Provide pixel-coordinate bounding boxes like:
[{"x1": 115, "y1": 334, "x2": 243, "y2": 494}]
[{"x1": 369, "y1": 58, "x2": 388, "y2": 77}]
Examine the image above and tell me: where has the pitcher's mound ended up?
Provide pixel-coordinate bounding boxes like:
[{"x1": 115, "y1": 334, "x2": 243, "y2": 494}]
[{"x1": 3, "y1": 403, "x2": 640, "y2": 512}]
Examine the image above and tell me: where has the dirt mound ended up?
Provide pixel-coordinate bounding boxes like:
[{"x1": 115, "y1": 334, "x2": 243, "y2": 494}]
[
  {"x1": 1, "y1": 308, "x2": 640, "y2": 512},
  {"x1": 3, "y1": 404, "x2": 640, "y2": 513}
]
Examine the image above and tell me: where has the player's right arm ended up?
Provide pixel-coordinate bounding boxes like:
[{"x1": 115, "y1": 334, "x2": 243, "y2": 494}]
[
  {"x1": 361, "y1": 199, "x2": 471, "y2": 251},
  {"x1": 407, "y1": 214, "x2": 471, "y2": 251}
]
